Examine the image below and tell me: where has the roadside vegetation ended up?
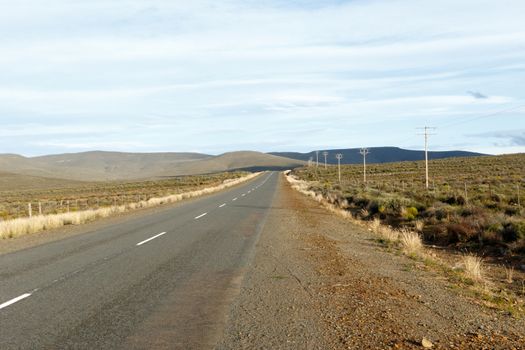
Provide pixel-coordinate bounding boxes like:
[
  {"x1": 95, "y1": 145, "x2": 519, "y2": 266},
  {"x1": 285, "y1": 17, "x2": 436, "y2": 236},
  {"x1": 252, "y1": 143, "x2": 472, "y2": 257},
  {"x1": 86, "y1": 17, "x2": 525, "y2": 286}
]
[
  {"x1": 293, "y1": 154, "x2": 525, "y2": 257},
  {"x1": 0, "y1": 172, "x2": 257, "y2": 239},
  {"x1": 0, "y1": 172, "x2": 247, "y2": 220},
  {"x1": 288, "y1": 154, "x2": 525, "y2": 315}
]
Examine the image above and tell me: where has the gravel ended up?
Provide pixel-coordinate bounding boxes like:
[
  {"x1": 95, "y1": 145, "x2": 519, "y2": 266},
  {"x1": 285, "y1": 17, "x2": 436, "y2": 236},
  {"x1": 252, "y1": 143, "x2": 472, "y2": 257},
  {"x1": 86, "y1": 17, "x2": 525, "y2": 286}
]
[{"x1": 218, "y1": 174, "x2": 525, "y2": 349}]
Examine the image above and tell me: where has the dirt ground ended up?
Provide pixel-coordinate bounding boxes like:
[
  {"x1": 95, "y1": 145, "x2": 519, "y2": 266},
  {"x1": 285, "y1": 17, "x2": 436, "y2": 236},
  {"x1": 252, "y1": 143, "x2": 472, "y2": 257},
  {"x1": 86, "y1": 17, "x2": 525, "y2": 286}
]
[{"x1": 218, "y1": 174, "x2": 525, "y2": 349}]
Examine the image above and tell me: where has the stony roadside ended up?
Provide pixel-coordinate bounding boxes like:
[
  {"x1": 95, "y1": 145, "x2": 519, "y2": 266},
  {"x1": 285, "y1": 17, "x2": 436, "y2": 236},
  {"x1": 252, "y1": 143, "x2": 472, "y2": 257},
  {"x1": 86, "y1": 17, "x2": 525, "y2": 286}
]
[{"x1": 218, "y1": 174, "x2": 525, "y2": 349}]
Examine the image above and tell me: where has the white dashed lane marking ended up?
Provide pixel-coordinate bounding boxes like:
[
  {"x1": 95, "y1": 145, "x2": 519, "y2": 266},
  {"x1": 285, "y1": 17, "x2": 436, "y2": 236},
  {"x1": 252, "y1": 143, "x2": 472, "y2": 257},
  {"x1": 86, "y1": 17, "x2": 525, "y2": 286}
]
[
  {"x1": 0, "y1": 293, "x2": 32, "y2": 310},
  {"x1": 136, "y1": 232, "x2": 167, "y2": 246}
]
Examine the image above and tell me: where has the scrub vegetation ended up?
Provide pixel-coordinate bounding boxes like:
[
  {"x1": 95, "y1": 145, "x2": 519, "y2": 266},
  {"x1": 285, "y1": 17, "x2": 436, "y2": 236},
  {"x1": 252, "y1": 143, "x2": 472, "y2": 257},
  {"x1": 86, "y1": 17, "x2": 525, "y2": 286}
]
[
  {"x1": 0, "y1": 172, "x2": 257, "y2": 239},
  {"x1": 293, "y1": 154, "x2": 525, "y2": 258},
  {"x1": 288, "y1": 155, "x2": 525, "y2": 313}
]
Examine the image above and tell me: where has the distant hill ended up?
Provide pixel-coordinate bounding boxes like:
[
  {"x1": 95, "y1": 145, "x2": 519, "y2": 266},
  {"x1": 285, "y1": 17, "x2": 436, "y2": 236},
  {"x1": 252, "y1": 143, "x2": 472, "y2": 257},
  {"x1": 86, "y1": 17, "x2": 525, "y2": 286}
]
[
  {"x1": 164, "y1": 151, "x2": 306, "y2": 176},
  {"x1": 0, "y1": 171, "x2": 89, "y2": 191},
  {"x1": 270, "y1": 147, "x2": 486, "y2": 165},
  {"x1": 0, "y1": 151, "x2": 304, "y2": 182},
  {"x1": 0, "y1": 147, "x2": 483, "y2": 183}
]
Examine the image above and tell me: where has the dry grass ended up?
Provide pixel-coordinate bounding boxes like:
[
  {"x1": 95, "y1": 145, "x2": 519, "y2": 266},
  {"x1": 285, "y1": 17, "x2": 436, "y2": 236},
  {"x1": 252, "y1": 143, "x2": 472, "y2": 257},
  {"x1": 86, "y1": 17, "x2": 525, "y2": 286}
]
[
  {"x1": 462, "y1": 254, "x2": 485, "y2": 282},
  {"x1": 369, "y1": 218, "x2": 400, "y2": 242},
  {"x1": 378, "y1": 226, "x2": 400, "y2": 242},
  {"x1": 370, "y1": 218, "x2": 381, "y2": 232},
  {"x1": 399, "y1": 229, "x2": 424, "y2": 256},
  {"x1": 0, "y1": 172, "x2": 260, "y2": 239},
  {"x1": 504, "y1": 265, "x2": 515, "y2": 284}
]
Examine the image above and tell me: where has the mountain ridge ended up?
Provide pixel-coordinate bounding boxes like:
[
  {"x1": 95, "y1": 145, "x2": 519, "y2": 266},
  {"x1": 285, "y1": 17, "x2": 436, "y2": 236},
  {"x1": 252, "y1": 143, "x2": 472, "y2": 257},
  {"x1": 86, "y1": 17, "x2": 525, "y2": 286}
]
[
  {"x1": 0, "y1": 147, "x2": 486, "y2": 182},
  {"x1": 270, "y1": 147, "x2": 486, "y2": 165},
  {"x1": 0, "y1": 150, "x2": 305, "y2": 182}
]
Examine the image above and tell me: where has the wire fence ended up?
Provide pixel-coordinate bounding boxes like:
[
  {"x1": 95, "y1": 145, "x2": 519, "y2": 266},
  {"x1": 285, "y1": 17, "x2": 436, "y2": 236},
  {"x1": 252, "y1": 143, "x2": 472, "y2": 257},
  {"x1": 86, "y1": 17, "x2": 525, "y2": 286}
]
[{"x1": 0, "y1": 172, "x2": 248, "y2": 221}]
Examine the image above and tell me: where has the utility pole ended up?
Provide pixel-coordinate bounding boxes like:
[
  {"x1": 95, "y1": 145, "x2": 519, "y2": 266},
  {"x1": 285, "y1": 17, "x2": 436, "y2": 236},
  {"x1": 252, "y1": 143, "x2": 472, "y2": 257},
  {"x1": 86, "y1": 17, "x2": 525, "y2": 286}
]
[
  {"x1": 360, "y1": 148, "x2": 370, "y2": 184},
  {"x1": 323, "y1": 151, "x2": 329, "y2": 169},
  {"x1": 417, "y1": 126, "x2": 437, "y2": 190},
  {"x1": 336, "y1": 153, "x2": 343, "y2": 183},
  {"x1": 316, "y1": 150, "x2": 319, "y2": 168}
]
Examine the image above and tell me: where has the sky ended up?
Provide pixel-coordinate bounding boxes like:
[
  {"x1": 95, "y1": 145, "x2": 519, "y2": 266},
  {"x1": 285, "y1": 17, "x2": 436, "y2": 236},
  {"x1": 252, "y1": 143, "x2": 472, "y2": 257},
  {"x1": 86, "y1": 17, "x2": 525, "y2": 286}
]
[{"x1": 0, "y1": 0, "x2": 524, "y2": 156}]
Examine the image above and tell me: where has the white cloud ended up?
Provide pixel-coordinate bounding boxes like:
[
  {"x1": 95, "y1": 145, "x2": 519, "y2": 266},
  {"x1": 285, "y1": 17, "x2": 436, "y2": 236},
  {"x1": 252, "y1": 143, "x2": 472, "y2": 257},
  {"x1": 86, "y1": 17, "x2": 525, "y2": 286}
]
[{"x1": 0, "y1": 0, "x2": 524, "y2": 155}]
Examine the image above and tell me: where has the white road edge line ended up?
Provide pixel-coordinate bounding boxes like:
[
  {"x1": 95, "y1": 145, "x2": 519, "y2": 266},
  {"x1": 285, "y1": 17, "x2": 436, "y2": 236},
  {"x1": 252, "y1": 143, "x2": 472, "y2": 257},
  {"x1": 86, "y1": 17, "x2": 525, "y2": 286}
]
[
  {"x1": 0, "y1": 293, "x2": 32, "y2": 310},
  {"x1": 232, "y1": 198, "x2": 238, "y2": 201},
  {"x1": 195, "y1": 213, "x2": 208, "y2": 220},
  {"x1": 219, "y1": 203, "x2": 226, "y2": 208},
  {"x1": 136, "y1": 232, "x2": 167, "y2": 246}
]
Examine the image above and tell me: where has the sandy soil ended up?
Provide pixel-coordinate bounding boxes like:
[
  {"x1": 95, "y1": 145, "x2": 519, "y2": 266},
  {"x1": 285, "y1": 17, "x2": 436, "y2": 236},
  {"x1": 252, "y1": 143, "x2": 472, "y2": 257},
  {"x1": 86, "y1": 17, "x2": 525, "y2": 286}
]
[{"x1": 218, "y1": 174, "x2": 525, "y2": 349}]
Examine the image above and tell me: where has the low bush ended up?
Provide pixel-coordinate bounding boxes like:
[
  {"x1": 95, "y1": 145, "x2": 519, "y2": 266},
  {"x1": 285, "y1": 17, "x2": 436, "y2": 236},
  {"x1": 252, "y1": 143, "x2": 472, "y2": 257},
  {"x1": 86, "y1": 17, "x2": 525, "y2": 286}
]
[
  {"x1": 446, "y1": 222, "x2": 477, "y2": 243},
  {"x1": 444, "y1": 195, "x2": 466, "y2": 206},
  {"x1": 402, "y1": 206, "x2": 419, "y2": 221},
  {"x1": 502, "y1": 222, "x2": 525, "y2": 242}
]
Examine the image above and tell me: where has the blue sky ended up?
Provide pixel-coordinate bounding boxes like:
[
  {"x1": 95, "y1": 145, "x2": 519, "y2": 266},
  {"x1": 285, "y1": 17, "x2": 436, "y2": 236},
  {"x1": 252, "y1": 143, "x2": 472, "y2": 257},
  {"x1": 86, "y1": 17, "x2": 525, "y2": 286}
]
[{"x1": 0, "y1": 0, "x2": 524, "y2": 156}]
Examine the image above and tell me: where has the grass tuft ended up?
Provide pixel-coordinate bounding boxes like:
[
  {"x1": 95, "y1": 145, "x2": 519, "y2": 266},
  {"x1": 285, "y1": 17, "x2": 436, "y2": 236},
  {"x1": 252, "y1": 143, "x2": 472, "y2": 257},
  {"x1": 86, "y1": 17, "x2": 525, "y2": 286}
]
[
  {"x1": 399, "y1": 229, "x2": 423, "y2": 256},
  {"x1": 462, "y1": 254, "x2": 484, "y2": 282}
]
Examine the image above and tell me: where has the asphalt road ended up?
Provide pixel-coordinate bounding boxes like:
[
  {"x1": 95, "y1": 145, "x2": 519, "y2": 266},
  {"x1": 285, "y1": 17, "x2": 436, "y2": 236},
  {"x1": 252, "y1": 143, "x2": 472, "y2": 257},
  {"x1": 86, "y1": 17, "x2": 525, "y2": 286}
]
[{"x1": 0, "y1": 172, "x2": 277, "y2": 349}]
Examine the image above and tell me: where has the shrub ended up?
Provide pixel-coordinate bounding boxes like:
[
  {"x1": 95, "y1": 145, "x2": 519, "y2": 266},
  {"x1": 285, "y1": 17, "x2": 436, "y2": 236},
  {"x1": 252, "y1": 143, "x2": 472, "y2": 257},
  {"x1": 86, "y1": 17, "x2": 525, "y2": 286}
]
[
  {"x1": 422, "y1": 225, "x2": 447, "y2": 243},
  {"x1": 385, "y1": 198, "x2": 402, "y2": 211},
  {"x1": 367, "y1": 200, "x2": 381, "y2": 215},
  {"x1": 483, "y1": 200, "x2": 502, "y2": 210},
  {"x1": 490, "y1": 194, "x2": 501, "y2": 203},
  {"x1": 446, "y1": 222, "x2": 477, "y2": 243},
  {"x1": 480, "y1": 229, "x2": 502, "y2": 245},
  {"x1": 504, "y1": 206, "x2": 520, "y2": 216},
  {"x1": 444, "y1": 195, "x2": 466, "y2": 206},
  {"x1": 502, "y1": 222, "x2": 525, "y2": 242},
  {"x1": 435, "y1": 208, "x2": 450, "y2": 221},
  {"x1": 403, "y1": 206, "x2": 419, "y2": 221},
  {"x1": 354, "y1": 197, "x2": 370, "y2": 209}
]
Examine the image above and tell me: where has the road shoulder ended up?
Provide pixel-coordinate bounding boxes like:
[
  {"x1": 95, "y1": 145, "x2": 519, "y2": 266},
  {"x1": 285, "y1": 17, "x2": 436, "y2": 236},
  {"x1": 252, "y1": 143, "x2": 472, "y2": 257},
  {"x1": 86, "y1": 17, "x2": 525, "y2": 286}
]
[{"x1": 218, "y1": 173, "x2": 525, "y2": 349}]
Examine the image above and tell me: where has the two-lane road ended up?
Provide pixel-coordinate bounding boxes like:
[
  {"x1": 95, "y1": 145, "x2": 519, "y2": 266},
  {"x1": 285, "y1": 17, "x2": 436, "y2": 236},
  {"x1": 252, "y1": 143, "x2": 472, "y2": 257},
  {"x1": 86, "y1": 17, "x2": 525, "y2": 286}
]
[{"x1": 0, "y1": 172, "x2": 277, "y2": 349}]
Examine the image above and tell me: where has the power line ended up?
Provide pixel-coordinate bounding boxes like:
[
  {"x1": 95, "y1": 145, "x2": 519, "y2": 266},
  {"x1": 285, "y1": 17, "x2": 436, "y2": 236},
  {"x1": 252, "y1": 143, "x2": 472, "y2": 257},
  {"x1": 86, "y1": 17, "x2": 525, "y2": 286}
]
[
  {"x1": 393, "y1": 101, "x2": 525, "y2": 149},
  {"x1": 438, "y1": 103, "x2": 525, "y2": 128}
]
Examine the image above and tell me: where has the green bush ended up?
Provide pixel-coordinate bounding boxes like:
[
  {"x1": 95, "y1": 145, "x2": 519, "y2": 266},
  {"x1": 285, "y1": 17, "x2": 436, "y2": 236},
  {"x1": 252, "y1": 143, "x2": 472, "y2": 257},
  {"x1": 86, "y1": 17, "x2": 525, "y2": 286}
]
[
  {"x1": 385, "y1": 198, "x2": 405, "y2": 215},
  {"x1": 403, "y1": 206, "x2": 419, "y2": 221}
]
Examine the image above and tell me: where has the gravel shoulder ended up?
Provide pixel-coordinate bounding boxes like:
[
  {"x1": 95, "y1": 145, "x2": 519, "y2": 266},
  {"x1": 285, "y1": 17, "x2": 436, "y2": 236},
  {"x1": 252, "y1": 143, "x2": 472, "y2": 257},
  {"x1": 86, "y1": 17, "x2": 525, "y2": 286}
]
[{"x1": 218, "y1": 173, "x2": 525, "y2": 349}]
